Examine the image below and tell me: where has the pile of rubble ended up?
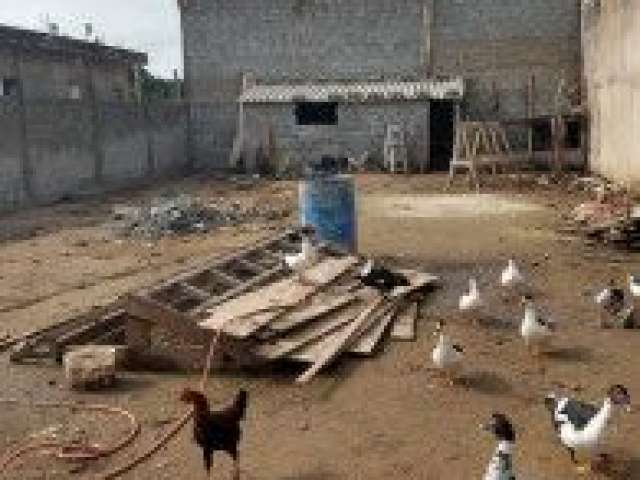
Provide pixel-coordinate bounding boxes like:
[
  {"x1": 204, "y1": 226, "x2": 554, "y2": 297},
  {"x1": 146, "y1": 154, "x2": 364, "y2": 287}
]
[
  {"x1": 110, "y1": 194, "x2": 290, "y2": 239},
  {"x1": 563, "y1": 178, "x2": 640, "y2": 250}
]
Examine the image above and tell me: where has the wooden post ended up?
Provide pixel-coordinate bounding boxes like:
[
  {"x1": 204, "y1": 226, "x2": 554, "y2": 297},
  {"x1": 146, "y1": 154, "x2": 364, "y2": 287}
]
[
  {"x1": 422, "y1": 0, "x2": 434, "y2": 77},
  {"x1": 422, "y1": 101, "x2": 430, "y2": 173},
  {"x1": 527, "y1": 75, "x2": 535, "y2": 161},
  {"x1": 14, "y1": 52, "x2": 32, "y2": 200}
]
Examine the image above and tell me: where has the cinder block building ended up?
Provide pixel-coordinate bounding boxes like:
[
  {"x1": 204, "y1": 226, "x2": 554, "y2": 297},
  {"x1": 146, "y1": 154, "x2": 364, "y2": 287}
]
[
  {"x1": 0, "y1": 23, "x2": 147, "y2": 102},
  {"x1": 179, "y1": 0, "x2": 582, "y2": 172}
]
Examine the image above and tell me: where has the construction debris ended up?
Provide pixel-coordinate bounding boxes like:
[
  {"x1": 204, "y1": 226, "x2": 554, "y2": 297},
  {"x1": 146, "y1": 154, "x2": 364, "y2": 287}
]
[
  {"x1": 64, "y1": 345, "x2": 118, "y2": 390},
  {"x1": 110, "y1": 194, "x2": 289, "y2": 239},
  {"x1": 561, "y1": 178, "x2": 640, "y2": 250},
  {"x1": 8, "y1": 228, "x2": 439, "y2": 383}
]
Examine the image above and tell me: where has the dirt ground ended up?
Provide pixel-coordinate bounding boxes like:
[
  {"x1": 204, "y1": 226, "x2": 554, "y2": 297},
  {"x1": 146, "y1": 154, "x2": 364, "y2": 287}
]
[{"x1": 1, "y1": 173, "x2": 639, "y2": 480}]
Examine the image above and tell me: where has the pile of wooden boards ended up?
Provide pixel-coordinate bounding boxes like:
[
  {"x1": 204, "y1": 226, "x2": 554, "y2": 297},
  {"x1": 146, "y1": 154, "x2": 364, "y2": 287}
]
[
  {"x1": 199, "y1": 255, "x2": 438, "y2": 383},
  {"x1": 565, "y1": 199, "x2": 640, "y2": 250},
  {"x1": 6, "y1": 227, "x2": 439, "y2": 384}
]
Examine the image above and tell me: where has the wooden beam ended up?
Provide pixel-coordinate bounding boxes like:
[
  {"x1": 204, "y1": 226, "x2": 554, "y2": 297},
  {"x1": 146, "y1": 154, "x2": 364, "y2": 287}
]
[
  {"x1": 295, "y1": 297, "x2": 384, "y2": 383},
  {"x1": 255, "y1": 301, "x2": 363, "y2": 361},
  {"x1": 123, "y1": 294, "x2": 191, "y2": 325},
  {"x1": 210, "y1": 269, "x2": 242, "y2": 287},
  {"x1": 234, "y1": 258, "x2": 262, "y2": 274},
  {"x1": 349, "y1": 302, "x2": 399, "y2": 355},
  {"x1": 177, "y1": 282, "x2": 211, "y2": 301},
  {"x1": 268, "y1": 293, "x2": 358, "y2": 333},
  {"x1": 391, "y1": 301, "x2": 419, "y2": 341},
  {"x1": 199, "y1": 256, "x2": 358, "y2": 336}
]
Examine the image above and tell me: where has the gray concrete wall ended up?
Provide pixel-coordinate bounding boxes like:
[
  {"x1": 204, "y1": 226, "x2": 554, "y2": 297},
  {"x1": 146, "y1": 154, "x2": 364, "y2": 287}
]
[
  {"x1": 432, "y1": 0, "x2": 581, "y2": 119},
  {"x1": 0, "y1": 47, "x2": 139, "y2": 102},
  {"x1": 180, "y1": 0, "x2": 582, "y2": 169},
  {"x1": 0, "y1": 99, "x2": 25, "y2": 209},
  {"x1": 243, "y1": 101, "x2": 429, "y2": 171},
  {"x1": 583, "y1": 1, "x2": 640, "y2": 186},
  {"x1": 0, "y1": 100, "x2": 188, "y2": 213}
]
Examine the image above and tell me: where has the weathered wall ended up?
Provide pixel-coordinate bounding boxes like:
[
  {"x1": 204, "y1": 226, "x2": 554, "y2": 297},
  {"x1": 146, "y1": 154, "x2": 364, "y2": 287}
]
[
  {"x1": 0, "y1": 99, "x2": 25, "y2": 209},
  {"x1": 583, "y1": 1, "x2": 640, "y2": 185},
  {"x1": 0, "y1": 47, "x2": 138, "y2": 102},
  {"x1": 180, "y1": 0, "x2": 582, "y2": 169},
  {"x1": 0, "y1": 100, "x2": 188, "y2": 213},
  {"x1": 432, "y1": 0, "x2": 581, "y2": 120},
  {"x1": 243, "y1": 101, "x2": 429, "y2": 171}
]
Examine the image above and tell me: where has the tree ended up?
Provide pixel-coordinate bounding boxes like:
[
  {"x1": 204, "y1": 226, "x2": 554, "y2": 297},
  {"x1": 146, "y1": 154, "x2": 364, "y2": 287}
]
[{"x1": 140, "y1": 68, "x2": 182, "y2": 102}]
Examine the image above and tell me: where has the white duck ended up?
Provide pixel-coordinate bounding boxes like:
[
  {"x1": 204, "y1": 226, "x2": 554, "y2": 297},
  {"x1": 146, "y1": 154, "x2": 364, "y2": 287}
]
[
  {"x1": 431, "y1": 321, "x2": 464, "y2": 385},
  {"x1": 520, "y1": 296, "x2": 555, "y2": 355},
  {"x1": 284, "y1": 233, "x2": 318, "y2": 282},
  {"x1": 628, "y1": 275, "x2": 640, "y2": 298},
  {"x1": 481, "y1": 413, "x2": 518, "y2": 480},
  {"x1": 501, "y1": 259, "x2": 524, "y2": 288},
  {"x1": 459, "y1": 277, "x2": 483, "y2": 313},
  {"x1": 544, "y1": 384, "x2": 632, "y2": 474}
]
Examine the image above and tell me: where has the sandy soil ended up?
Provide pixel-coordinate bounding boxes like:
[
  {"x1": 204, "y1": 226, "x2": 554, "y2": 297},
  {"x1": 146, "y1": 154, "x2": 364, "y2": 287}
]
[{"x1": 1, "y1": 173, "x2": 639, "y2": 480}]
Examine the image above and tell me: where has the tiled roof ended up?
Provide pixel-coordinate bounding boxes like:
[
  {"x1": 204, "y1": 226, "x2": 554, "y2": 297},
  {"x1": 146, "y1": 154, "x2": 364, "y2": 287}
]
[{"x1": 239, "y1": 78, "x2": 464, "y2": 103}]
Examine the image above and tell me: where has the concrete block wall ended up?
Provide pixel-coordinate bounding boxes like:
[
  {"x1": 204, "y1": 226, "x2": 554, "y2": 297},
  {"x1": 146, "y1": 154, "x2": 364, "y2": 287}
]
[
  {"x1": 432, "y1": 0, "x2": 581, "y2": 122},
  {"x1": 0, "y1": 100, "x2": 189, "y2": 213},
  {"x1": 100, "y1": 103, "x2": 149, "y2": 183},
  {"x1": 244, "y1": 101, "x2": 429, "y2": 171},
  {"x1": 181, "y1": 0, "x2": 428, "y2": 168},
  {"x1": 583, "y1": 1, "x2": 640, "y2": 186},
  {"x1": 24, "y1": 100, "x2": 95, "y2": 201},
  {"x1": 181, "y1": 0, "x2": 581, "y2": 169},
  {"x1": 0, "y1": 99, "x2": 25, "y2": 209}
]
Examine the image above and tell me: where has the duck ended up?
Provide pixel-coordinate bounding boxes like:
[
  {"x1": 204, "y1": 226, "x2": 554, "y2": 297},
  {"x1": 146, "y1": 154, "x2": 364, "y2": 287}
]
[
  {"x1": 628, "y1": 275, "x2": 640, "y2": 297},
  {"x1": 431, "y1": 320, "x2": 464, "y2": 385},
  {"x1": 501, "y1": 259, "x2": 524, "y2": 288},
  {"x1": 544, "y1": 384, "x2": 632, "y2": 474},
  {"x1": 520, "y1": 296, "x2": 555, "y2": 355},
  {"x1": 594, "y1": 279, "x2": 625, "y2": 328},
  {"x1": 356, "y1": 259, "x2": 410, "y2": 296},
  {"x1": 481, "y1": 413, "x2": 517, "y2": 480},
  {"x1": 459, "y1": 277, "x2": 483, "y2": 313},
  {"x1": 284, "y1": 228, "x2": 318, "y2": 282}
]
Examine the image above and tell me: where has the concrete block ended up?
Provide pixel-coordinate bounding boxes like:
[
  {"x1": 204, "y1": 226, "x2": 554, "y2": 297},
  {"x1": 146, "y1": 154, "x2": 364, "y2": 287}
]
[{"x1": 63, "y1": 345, "x2": 120, "y2": 390}]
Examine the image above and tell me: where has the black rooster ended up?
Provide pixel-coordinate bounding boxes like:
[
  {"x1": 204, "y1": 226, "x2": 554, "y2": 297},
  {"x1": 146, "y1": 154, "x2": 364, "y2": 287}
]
[{"x1": 180, "y1": 388, "x2": 248, "y2": 479}]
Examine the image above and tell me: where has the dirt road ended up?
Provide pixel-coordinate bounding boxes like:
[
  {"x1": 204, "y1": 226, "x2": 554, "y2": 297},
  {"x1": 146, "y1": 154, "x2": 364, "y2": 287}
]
[{"x1": 1, "y1": 174, "x2": 638, "y2": 479}]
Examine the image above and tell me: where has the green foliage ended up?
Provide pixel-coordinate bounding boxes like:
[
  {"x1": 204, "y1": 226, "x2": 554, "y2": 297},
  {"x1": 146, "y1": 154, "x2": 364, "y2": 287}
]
[{"x1": 140, "y1": 68, "x2": 182, "y2": 102}]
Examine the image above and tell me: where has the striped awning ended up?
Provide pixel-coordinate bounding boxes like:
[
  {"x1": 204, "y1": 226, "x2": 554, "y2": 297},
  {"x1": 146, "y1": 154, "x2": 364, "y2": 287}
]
[{"x1": 239, "y1": 78, "x2": 464, "y2": 104}]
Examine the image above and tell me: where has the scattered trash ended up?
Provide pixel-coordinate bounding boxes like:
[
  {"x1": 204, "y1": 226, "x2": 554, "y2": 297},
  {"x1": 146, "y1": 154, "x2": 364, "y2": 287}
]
[{"x1": 109, "y1": 194, "x2": 290, "y2": 239}]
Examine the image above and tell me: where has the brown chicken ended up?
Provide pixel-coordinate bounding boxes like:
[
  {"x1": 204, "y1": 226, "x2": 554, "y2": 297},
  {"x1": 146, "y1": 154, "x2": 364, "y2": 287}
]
[{"x1": 180, "y1": 388, "x2": 248, "y2": 479}]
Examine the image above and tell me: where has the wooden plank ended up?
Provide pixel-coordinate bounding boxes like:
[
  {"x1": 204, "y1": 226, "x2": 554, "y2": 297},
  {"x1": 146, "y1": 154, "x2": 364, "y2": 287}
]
[
  {"x1": 254, "y1": 301, "x2": 364, "y2": 361},
  {"x1": 349, "y1": 302, "x2": 399, "y2": 355},
  {"x1": 138, "y1": 229, "x2": 295, "y2": 300},
  {"x1": 199, "y1": 256, "x2": 358, "y2": 337},
  {"x1": 295, "y1": 297, "x2": 385, "y2": 383},
  {"x1": 177, "y1": 282, "x2": 211, "y2": 301},
  {"x1": 294, "y1": 270, "x2": 437, "y2": 382},
  {"x1": 210, "y1": 269, "x2": 243, "y2": 287},
  {"x1": 268, "y1": 293, "x2": 358, "y2": 333},
  {"x1": 391, "y1": 301, "x2": 418, "y2": 341},
  {"x1": 234, "y1": 258, "x2": 262, "y2": 274},
  {"x1": 124, "y1": 294, "x2": 191, "y2": 324},
  {"x1": 193, "y1": 265, "x2": 284, "y2": 315}
]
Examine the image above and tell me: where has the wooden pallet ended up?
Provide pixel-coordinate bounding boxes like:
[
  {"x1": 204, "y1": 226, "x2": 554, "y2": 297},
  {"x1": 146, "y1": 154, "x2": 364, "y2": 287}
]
[{"x1": 8, "y1": 228, "x2": 303, "y2": 363}]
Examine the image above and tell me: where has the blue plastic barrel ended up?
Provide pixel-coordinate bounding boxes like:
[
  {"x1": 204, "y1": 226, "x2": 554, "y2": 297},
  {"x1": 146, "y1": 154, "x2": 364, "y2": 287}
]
[{"x1": 299, "y1": 174, "x2": 357, "y2": 252}]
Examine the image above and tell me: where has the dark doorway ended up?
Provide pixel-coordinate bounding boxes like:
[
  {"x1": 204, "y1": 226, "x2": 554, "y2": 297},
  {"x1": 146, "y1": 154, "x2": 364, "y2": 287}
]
[{"x1": 429, "y1": 100, "x2": 454, "y2": 171}]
